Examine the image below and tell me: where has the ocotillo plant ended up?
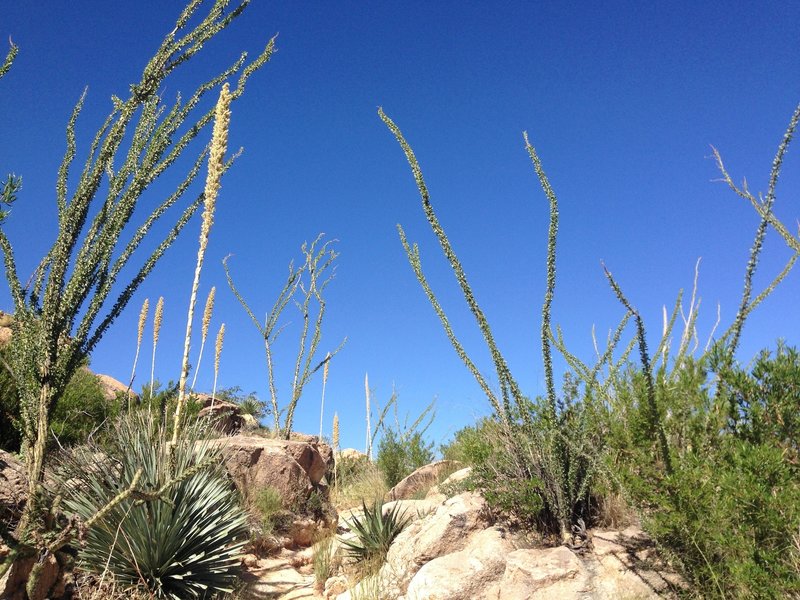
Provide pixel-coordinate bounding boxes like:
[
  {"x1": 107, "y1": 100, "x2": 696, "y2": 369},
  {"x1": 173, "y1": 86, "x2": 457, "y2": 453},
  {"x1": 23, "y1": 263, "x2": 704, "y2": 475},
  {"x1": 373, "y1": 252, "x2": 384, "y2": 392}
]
[
  {"x1": 224, "y1": 234, "x2": 345, "y2": 438},
  {"x1": 379, "y1": 108, "x2": 584, "y2": 539},
  {"x1": 0, "y1": 0, "x2": 272, "y2": 550},
  {"x1": 0, "y1": 40, "x2": 16, "y2": 80}
]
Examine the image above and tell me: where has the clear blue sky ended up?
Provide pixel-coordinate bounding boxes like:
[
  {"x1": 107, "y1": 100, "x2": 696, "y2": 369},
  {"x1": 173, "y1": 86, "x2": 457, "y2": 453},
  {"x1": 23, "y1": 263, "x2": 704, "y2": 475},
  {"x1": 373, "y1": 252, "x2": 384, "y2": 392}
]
[{"x1": 1, "y1": 1, "x2": 798, "y2": 452}]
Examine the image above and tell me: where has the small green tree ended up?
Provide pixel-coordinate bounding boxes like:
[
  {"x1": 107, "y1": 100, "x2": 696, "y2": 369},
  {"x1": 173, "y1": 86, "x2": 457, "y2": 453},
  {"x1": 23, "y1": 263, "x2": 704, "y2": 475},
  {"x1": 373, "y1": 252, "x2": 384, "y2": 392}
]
[
  {"x1": 0, "y1": 0, "x2": 272, "y2": 565},
  {"x1": 224, "y1": 234, "x2": 345, "y2": 438},
  {"x1": 376, "y1": 399, "x2": 435, "y2": 488}
]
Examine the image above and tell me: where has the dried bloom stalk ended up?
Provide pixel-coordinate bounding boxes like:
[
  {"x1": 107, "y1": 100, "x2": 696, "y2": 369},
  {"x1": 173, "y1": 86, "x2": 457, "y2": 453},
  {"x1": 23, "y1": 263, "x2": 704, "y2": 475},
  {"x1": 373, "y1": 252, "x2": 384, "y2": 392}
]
[
  {"x1": 318, "y1": 351, "x2": 331, "y2": 439},
  {"x1": 365, "y1": 372, "x2": 372, "y2": 459},
  {"x1": 127, "y1": 298, "x2": 149, "y2": 408},
  {"x1": 174, "y1": 83, "x2": 231, "y2": 444},
  {"x1": 212, "y1": 322, "x2": 225, "y2": 408},
  {"x1": 332, "y1": 411, "x2": 339, "y2": 451},
  {"x1": 190, "y1": 286, "x2": 216, "y2": 391},
  {"x1": 150, "y1": 296, "x2": 164, "y2": 393}
]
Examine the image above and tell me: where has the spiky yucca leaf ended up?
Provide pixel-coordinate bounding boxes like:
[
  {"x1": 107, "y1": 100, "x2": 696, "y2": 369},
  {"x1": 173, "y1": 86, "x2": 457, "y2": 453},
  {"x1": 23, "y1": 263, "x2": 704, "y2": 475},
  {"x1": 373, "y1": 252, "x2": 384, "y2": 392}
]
[
  {"x1": 340, "y1": 499, "x2": 410, "y2": 565},
  {"x1": 57, "y1": 411, "x2": 247, "y2": 599}
]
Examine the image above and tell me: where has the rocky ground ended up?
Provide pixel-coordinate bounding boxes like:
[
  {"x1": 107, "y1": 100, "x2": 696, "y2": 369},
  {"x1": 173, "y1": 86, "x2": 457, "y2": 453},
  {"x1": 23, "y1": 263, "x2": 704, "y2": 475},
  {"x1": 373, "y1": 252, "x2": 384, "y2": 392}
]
[
  {"x1": 232, "y1": 460, "x2": 682, "y2": 600},
  {"x1": 2, "y1": 418, "x2": 682, "y2": 600}
]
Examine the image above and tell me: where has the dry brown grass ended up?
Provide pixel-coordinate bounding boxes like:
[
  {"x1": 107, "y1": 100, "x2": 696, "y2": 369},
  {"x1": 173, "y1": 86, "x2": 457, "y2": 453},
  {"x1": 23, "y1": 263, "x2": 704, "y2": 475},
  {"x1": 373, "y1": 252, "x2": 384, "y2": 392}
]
[
  {"x1": 71, "y1": 572, "x2": 151, "y2": 600},
  {"x1": 330, "y1": 458, "x2": 387, "y2": 512},
  {"x1": 594, "y1": 491, "x2": 636, "y2": 529}
]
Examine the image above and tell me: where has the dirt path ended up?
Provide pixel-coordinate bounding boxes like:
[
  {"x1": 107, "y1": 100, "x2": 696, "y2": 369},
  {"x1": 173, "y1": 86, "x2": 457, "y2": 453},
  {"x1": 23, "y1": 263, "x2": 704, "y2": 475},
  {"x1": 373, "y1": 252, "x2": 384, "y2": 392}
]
[{"x1": 239, "y1": 552, "x2": 322, "y2": 600}]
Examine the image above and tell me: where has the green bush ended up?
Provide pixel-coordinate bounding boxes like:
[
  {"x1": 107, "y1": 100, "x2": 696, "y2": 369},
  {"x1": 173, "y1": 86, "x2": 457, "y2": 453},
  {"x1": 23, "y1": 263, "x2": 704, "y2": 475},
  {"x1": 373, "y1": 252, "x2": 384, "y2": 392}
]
[
  {"x1": 56, "y1": 411, "x2": 248, "y2": 599},
  {"x1": 376, "y1": 428, "x2": 434, "y2": 488},
  {"x1": 215, "y1": 385, "x2": 268, "y2": 421},
  {"x1": 375, "y1": 401, "x2": 436, "y2": 488},
  {"x1": 0, "y1": 345, "x2": 117, "y2": 452},
  {"x1": 605, "y1": 345, "x2": 800, "y2": 598},
  {"x1": 254, "y1": 485, "x2": 286, "y2": 533},
  {"x1": 51, "y1": 368, "x2": 120, "y2": 447},
  {"x1": 440, "y1": 418, "x2": 493, "y2": 465},
  {"x1": 450, "y1": 382, "x2": 599, "y2": 538}
]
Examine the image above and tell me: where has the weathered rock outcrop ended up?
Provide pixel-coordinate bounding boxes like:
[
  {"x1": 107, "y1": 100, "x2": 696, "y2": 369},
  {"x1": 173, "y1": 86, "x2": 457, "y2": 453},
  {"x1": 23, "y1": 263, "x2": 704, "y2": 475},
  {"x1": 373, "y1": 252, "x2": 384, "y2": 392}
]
[
  {"x1": 424, "y1": 465, "x2": 471, "y2": 500},
  {"x1": 378, "y1": 492, "x2": 492, "y2": 597},
  {"x1": 198, "y1": 400, "x2": 246, "y2": 434},
  {"x1": 94, "y1": 373, "x2": 138, "y2": 403},
  {"x1": 330, "y1": 489, "x2": 680, "y2": 600},
  {"x1": 212, "y1": 435, "x2": 330, "y2": 509},
  {"x1": 404, "y1": 527, "x2": 515, "y2": 600},
  {"x1": 386, "y1": 460, "x2": 461, "y2": 501}
]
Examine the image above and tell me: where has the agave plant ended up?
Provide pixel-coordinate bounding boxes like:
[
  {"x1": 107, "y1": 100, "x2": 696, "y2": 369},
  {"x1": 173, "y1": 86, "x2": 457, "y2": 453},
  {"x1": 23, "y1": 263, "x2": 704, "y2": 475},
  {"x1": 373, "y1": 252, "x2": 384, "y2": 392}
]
[
  {"x1": 56, "y1": 411, "x2": 247, "y2": 599},
  {"x1": 341, "y1": 499, "x2": 410, "y2": 566}
]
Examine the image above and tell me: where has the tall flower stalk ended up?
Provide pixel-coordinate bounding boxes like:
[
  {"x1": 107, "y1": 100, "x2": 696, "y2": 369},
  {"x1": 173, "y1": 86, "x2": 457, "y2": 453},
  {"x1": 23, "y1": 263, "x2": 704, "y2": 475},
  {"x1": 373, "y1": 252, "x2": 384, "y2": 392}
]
[
  {"x1": 212, "y1": 322, "x2": 225, "y2": 408},
  {"x1": 190, "y1": 286, "x2": 216, "y2": 392},
  {"x1": 150, "y1": 296, "x2": 164, "y2": 394},
  {"x1": 319, "y1": 351, "x2": 331, "y2": 439},
  {"x1": 173, "y1": 83, "x2": 232, "y2": 445},
  {"x1": 332, "y1": 411, "x2": 340, "y2": 485},
  {"x1": 127, "y1": 298, "x2": 149, "y2": 409},
  {"x1": 365, "y1": 372, "x2": 372, "y2": 459}
]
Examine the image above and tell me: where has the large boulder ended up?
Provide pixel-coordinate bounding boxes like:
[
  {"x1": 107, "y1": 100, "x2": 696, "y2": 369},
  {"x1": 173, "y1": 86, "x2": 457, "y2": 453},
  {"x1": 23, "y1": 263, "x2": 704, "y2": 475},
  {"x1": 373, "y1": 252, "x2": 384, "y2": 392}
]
[
  {"x1": 493, "y1": 546, "x2": 589, "y2": 599},
  {"x1": 376, "y1": 492, "x2": 493, "y2": 597},
  {"x1": 404, "y1": 527, "x2": 516, "y2": 600},
  {"x1": 425, "y1": 466, "x2": 472, "y2": 500},
  {"x1": 332, "y1": 488, "x2": 680, "y2": 600},
  {"x1": 590, "y1": 527, "x2": 684, "y2": 597},
  {"x1": 386, "y1": 460, "x2": 461, "y2": 501},
  {"x1": 0, "y1": 311, "x2": 13, "y2": 347},
  {"x1": 94, "y1": 373, "x2": 137, "y2": 403},
  {"x1": 0, "y1": 450, "x2": 26, "y2": 526},
  {"x1": 198, "y1": 400, "x2": 244, "y2": 434},
  {"x1": 212, "y1": 436, "x2": 328, "y2": 509}
]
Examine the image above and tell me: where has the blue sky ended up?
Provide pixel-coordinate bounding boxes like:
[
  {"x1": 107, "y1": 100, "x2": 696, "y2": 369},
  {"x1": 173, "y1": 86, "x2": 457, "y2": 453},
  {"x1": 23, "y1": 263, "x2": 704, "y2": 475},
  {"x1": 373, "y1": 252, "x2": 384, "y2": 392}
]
[{"x1": 1, "y1": 1, "x2": 798, "y2": 451}]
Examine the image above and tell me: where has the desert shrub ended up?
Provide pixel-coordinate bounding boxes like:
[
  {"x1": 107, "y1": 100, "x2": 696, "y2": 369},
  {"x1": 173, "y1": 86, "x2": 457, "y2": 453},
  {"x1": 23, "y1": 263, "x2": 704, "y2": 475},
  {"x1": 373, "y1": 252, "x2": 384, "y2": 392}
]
[
  {"x1": 254, "y1": 486, "x2": 286, "y2": 533},
  {"x1": 132, "y1": 381, "x2": 203, "y2": 432},
  {"x1": 376, "y1": 428, "x2": 435, "y2": 488},
  {"x1": 56, "y1": 411, "x2": 248, "y2": 599},
  {"x1": 604, "y1": 345, "x2": 800, "y2": 598},
  {"x1": 440, "y1": 418, "x2": 493, "y2": 465},
  {"x1": 312, "y1": 532, "x2": 337, "y2": 588},
  {"x1": 375, "y1": 400, "x2": 436, "y2": 488},
  {"x1": 0, "y1": 346, "x2": 117, "y2": 452},
  {"x1": 341, "y1": 500, "x2": 410, "y2": 569},
  {"x1": 215, "y1": 385, "x2": 268, "y2": 421},
  {"x1": 456, "y1": 381, "x2": 599, "y2": 537},
  {"x1": 51, "y1": 368, "x2": 119, "y2": 447}
]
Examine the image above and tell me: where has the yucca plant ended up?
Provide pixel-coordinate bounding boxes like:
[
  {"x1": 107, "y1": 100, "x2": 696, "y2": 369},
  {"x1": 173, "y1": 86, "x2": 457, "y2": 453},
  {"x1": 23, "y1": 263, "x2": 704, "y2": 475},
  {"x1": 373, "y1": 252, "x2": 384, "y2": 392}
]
[
  {"x1": 340, "y1": 500, "x2": 410, "y2": 566},
  {"x1": 56, "y1": 411, "x2": 248, "y2": 599}
]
